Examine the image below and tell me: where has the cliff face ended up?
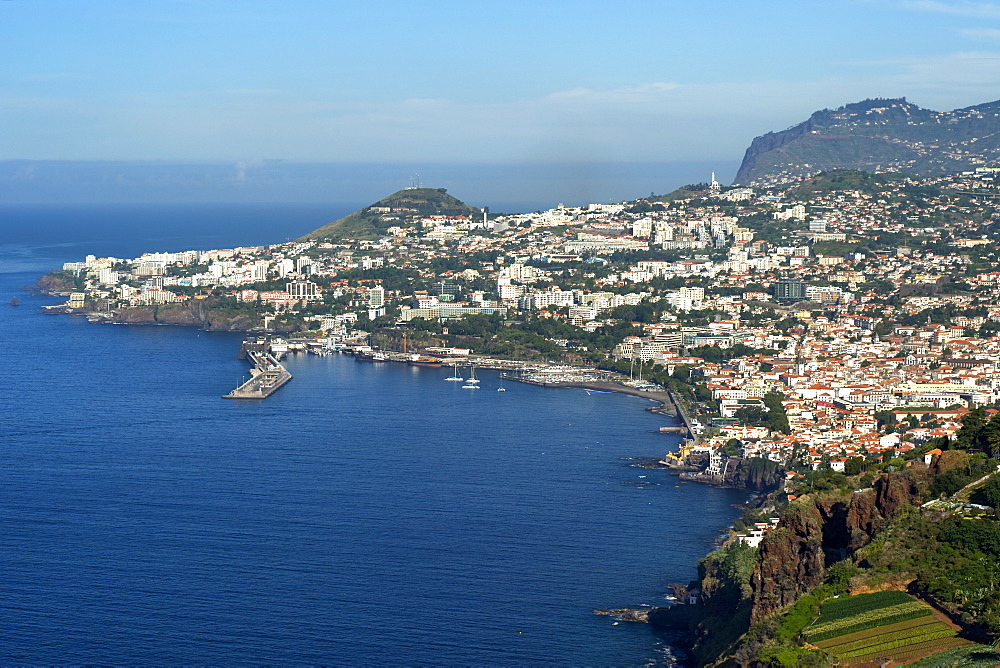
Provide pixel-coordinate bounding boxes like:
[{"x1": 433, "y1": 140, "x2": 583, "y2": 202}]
[
  {"x1": 751, "y1": 502, "x2": 827, "y2": 621},
  {"x1": 734, "y1": 120, "x2": 813, "y2": 186},
  {"x1": 728, "y1": 457, "x2": 785, "y2": 492},
  {"x1": 748, "y1": 470, "x2": 924, "y2": 622},
  {"x1": 31, "y1": 273, "x2": 78, "y2": 294}
]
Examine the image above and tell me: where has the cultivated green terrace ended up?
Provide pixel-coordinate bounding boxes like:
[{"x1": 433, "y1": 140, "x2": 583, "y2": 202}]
[{"x1": 297, "y1": 187, "x2": 483, "y2": 241}]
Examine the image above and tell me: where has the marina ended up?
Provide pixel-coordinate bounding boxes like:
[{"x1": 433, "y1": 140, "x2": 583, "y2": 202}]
[{"x1": 218, "y1": 334, "x2": 699, "y2": 444}]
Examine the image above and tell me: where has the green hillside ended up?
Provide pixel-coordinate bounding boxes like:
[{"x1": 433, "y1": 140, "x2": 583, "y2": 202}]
[{"x1": 298, "y1": 187, "x2": 482, "y2": 241}]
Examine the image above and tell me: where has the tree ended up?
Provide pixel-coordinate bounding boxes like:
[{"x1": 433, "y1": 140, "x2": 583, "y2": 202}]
[
  {"x1": 734, "y1": 406, "x2": 766, "y2": 426},
  {"x1": 722, "y1": 439, "x2": 742, "y2": 457},
  {"x1": 844, "y1": 457, "x2": 865, "y2": 477},
  {"x1": 971, "y1": 476, "x2": 1000, "y2": 507},
  {"x1": 762, "y1": 392, "x2": 791, "y2": 434},
  {"x1": 875, "y1": 410, "x2": 897, "y2": 430}
]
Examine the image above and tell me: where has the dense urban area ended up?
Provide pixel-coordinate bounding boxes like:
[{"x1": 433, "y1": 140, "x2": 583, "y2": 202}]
[{"x1": 45, "y1": 167, "x2": 1000, "y2": 666}]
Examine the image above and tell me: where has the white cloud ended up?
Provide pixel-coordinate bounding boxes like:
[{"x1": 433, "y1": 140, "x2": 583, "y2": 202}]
[
  {"x1": 880, "y1": 51, "x2": 1000, "y2": 102},
  {"x1": 622, "y1": 82, "x2": 680, "y2": 94},
  {"x1": 545, "y1": 82, "x2": 679, "y2": 102},
  {"x1": 897, "y1": 0, "x2": 1000, "y2": 18},
  {"x1": 959, "y1": 27, "x2": 1000, "y2": 38}
]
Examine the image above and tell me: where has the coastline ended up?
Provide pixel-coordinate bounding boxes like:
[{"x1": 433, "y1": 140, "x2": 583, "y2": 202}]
[
  {"x1": 515, "y1": 379, "x2": 671, "y2": 406},
  {"x1": 512, "y1": 377, "x2": 702, "y2": 443}
]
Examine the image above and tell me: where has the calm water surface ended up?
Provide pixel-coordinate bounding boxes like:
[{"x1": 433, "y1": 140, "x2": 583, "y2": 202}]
[{"x1": 0, "y1": 205, "x2": 747, "y2": 665}]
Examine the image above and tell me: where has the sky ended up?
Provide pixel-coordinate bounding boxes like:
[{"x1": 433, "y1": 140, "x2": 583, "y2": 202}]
[{"x1": 4, "y1": 0, "x2": 1000, "y2": 203}]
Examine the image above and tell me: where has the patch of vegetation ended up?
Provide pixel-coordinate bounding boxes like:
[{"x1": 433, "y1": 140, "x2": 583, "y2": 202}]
[
  {"x1": 852, "y1": 510, "x2": 1000, "y2": 634},
  {"x1": 810, "y1": 590, "x2": 916, "y2": 627},
  {"x1": 786, "y1": 169, "x2": 905, "y2": 198},
  {"x1": 908, "y1": 643, "x2": 1000, "y2": 667},
  {"x1": 649, "y1": 183, "x2": 710, "y2": 203},
  {"x1": 691, "y1": 541, "x2": 758, "y2": 664}
]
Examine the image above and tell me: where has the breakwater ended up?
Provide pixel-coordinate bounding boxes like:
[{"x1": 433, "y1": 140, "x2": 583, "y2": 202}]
[{"x1": 223, "y1": 349, "x2": 292, "y2": 399}]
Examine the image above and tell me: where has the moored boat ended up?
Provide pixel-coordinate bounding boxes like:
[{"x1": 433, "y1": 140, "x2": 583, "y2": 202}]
[{"x1": 408, "y1": 356, "x2": 443, "y2": 367}]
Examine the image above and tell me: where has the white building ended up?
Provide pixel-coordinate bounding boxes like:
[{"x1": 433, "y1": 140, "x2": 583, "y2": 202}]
[
  {"x1": 287, "y1": 280, "x2": 320, "y2": 301},
  {"x1": 368, "y1": 285, "x2": 385, "y2": 309}
]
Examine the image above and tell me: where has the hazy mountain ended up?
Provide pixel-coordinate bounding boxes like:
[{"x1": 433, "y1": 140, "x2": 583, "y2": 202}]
[{"x1": 734, "y1": 98, "x2": 1000, "y2": 185}]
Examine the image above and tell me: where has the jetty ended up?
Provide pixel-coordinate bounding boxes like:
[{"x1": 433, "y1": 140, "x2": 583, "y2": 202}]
[
  {"x1": 664, "y1": 388, "x2": 699, "y2": 442},
  {"x1": 224, "y1": 343, "x2": 292, "y2": 400}
]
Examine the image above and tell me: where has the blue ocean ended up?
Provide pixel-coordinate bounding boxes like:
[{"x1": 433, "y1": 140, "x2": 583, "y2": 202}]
[{"x1": 0, "y1": 204, "x2": 747, "y2": 665}]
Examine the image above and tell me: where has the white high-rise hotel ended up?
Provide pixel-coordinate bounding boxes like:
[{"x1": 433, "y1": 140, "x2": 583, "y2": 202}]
[{"x1": 368, "y1": 286, "x2": 385, "y2": 309}]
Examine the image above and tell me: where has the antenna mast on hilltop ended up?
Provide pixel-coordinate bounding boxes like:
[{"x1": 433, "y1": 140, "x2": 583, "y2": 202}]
[{"x1": 408, "y1": 172, "x2": 422, "y2": 190}]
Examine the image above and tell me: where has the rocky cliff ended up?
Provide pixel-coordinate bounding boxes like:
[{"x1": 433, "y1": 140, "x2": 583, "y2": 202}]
[
  {"x1": 679, "y1": 468, "x2": 930, "y2": 665},
  {"x1": 729, "y1": 457, "x2": 785, "y2": 492},
  {"x1": 96, "y1": 302, "x2": 269, "y2": 331},
  {"x1": 31, "y1": 273, "x2": 79, "y2": 295},
  {"x1": 749, "y1": 470, "x2": 925, "y2": 622}
]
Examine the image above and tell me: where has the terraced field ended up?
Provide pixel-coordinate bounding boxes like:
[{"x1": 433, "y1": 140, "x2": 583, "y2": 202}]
[
  {"x1": 803, "y1": 591, "x2": 975, "y2": 665},
  {"x1": 909, "y1": 643, "x2": 1000, "y2": 667}
]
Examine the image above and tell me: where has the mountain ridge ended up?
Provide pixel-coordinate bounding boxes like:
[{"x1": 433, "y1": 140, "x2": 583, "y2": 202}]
[{"x1": 735, "y1": 97, "x2": 1000, "y2": 185}]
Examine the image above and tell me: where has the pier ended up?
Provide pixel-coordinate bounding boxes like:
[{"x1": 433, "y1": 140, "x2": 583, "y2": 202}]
[
  {"x1": 223, "y1": 349, "x2": 292, "y2": 399},
  {"x1": 664, "y1": 388, "x2": 699, "y2": 443}
]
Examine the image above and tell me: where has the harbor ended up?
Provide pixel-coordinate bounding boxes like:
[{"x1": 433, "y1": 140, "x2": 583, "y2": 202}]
[
  {"x1": 309, "y1": 337, "x2": 701, "y2": 442},
  {"x1": 220, "y1": 333, "x2": 703, "y2": 466}
]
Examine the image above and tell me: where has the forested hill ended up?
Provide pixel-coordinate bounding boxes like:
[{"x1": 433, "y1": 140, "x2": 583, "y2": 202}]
[
  {"x1": 297, "y1": 187, "x2": 482, "y2": 241},
  {"x1": 734, "y1": 97, "x2": 1000, "y2": 186}
]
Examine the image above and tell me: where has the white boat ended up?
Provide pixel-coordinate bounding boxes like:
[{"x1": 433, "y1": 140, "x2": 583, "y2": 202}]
[
  {"x1": 466, "y1": 365, "x2": 480, "y2": 385},
  {"x1": 444, "y1": 365, "x2": 464, "y2": 381},
  {"x1": 462, "y1": 383, "x2": 480, "y2": 389}
]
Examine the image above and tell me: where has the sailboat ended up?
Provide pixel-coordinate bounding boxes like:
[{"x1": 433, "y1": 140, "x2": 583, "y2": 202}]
[
  {"x1": 497, "y1": 374, "x2": 506, "y2": 392},
  {"x1": 462, "y1": 365, "x2": 480, "y2": 389},
  {"x1": 444, "y1": 363, "x2": 464, "y2": 382}
]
